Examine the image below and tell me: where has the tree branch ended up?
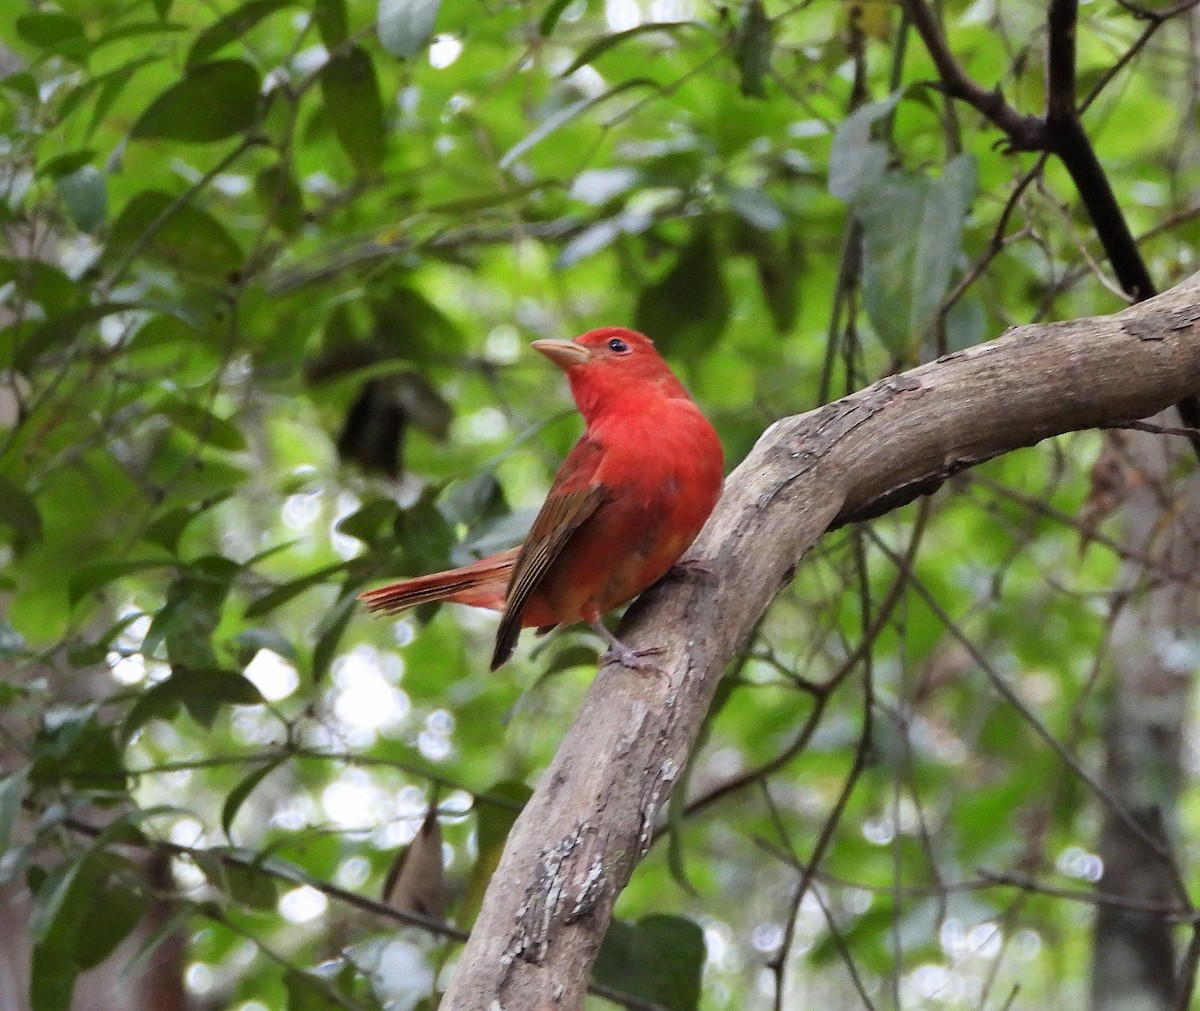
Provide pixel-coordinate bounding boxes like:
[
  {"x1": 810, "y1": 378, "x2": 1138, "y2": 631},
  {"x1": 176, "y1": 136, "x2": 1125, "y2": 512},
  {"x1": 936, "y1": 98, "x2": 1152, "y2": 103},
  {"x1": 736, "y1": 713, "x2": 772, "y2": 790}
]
[{"x1": 441, "y1": 272, "x2": 1200, "y2": 1008}]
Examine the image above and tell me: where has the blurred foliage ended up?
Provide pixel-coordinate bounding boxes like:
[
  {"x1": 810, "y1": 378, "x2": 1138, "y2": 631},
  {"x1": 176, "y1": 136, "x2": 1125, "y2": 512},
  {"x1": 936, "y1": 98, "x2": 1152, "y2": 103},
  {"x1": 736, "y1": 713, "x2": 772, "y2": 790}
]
[{"x1": 1, "y1": 0, "x2": 1198, "y2": 1007}]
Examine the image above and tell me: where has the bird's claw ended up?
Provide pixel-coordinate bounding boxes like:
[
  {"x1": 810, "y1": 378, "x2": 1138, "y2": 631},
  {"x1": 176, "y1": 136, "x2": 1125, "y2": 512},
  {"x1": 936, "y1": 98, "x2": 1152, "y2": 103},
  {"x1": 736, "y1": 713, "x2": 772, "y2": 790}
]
[{"x1": 600, "y1": 643, "x2": 665, "y2": 673}]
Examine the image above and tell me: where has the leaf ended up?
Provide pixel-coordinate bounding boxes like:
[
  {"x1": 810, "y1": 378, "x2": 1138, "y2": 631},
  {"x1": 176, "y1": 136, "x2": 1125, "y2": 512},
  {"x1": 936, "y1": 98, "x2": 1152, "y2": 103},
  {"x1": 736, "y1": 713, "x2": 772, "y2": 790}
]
[
  {"x1": 30, "y1": 858, "x2": 89, "y2": 1011},
  {"x1": 16, "y1": 13, "x2": 88, "y2": 62},
  {"x1": 176, "y1": 667, "x2": 266, "y2": 727},
  {"x1": 56, "y1": 165, "x2": 107, "y2": 233},
  {"x1": 539, "y1": 0, "x2": 578, "y2": 36},
  {"x1": 320, "y1": 46, "x2": 387, "y2": 175},
  {"x1": 0, "y1": 767, "x2": 29, "y2": 853},
  {"x1": 633, "y1": 226, "x2": 730, "y2": 355},
  {"x1": 314, "y1": 0, "x2": 349, "y2": 46},
  {"x1": 131, "y1": 59, "x2": 261, "y2": 143},
  {"x1": 0, "y1": 474, "x2": 43, "y2": 546},
  {"x1": 378, "y1": 0, "x2": 442, "y2": 58},
  {"x1": 284, "y1": 969, "x2": 333, "y2": 1011},
  {"x1": 244, "y1": 560, "x2": 352, "y2": 618},
  {"x1": 827, "y1": 92, "x2": 901, "y2": 204},
  {"x1": 310, "y1": 591, "x2": 358, "y2": 682},
  {"x1": 855, "y1": 153, "x2": 977, "y2": 358},
  {"x1": 75, "y1": 859, "x2": 150, "y2": 969},
  {"x1": 186, "y1": 0, "x2": 293, "y2": 68},
  {"x1": 254, "y1": 161, "x2": 305, "y2": 234},
  {"x1": 37, "y1": 150, "x2": 96, "y2": 179},
  {"x1": 106, "y1": 190, "x2": 245, "y2": 277},
  {"x1": 222, "y1": 756, "x2": 288, "y2": 841},
  {"x1": 558, "y1": 21, "x2": 702, "y2": 77},
  {"x1": 501, "y1": 78, "x2": 660, "y2": 170},
  {"x1": 460, "y1": 781, "x2": 531, "y2": 927},
  {"x1": 382, "y1": 804, "x2": 444, "y2": 919},
  {"x1": 593, "y1": 914, "x2": 706, "y2": 1010},
  {"x1": 68, "y1": 558, "x2": 171, "y2": 607},
  {"x1": 155, "y1": 396, "x2": 248, "y2": 451},
  {"x1": 735, "y1": 0, "x2": 772, "y2": 99}
]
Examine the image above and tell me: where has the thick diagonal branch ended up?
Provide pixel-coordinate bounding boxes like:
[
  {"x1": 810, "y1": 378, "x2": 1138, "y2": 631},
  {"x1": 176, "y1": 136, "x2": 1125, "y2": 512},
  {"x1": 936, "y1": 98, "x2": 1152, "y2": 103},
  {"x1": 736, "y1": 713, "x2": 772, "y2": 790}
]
[{"x1": 440, "y1": 273, "x2": 1200, "y2": 1010}]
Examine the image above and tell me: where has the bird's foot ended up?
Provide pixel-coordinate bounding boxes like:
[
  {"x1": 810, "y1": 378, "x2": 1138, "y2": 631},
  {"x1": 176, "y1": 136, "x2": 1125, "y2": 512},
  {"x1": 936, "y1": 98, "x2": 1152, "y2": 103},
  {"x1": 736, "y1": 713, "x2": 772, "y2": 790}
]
[
  {"x1": 590, "y1": 618, "x2": 665, "y2": 673},
  {"x1": 600, "y1": 641, "x2": 665, "y2": 673}
]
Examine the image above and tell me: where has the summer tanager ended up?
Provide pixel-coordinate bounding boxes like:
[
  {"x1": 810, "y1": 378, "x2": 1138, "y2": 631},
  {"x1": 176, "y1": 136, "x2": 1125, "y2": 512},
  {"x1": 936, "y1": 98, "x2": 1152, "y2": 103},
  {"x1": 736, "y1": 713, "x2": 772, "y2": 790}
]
[{"x1": 359, "y1": 327, "x2": 724, "y2": 670}]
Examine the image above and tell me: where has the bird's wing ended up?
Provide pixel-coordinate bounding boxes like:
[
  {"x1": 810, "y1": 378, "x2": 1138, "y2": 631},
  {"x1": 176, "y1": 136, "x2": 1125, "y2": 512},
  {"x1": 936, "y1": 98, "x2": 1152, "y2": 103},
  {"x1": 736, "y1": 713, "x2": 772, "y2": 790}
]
[{"x1": 490, "y1": 441, "x2": 608, "y2": 669}]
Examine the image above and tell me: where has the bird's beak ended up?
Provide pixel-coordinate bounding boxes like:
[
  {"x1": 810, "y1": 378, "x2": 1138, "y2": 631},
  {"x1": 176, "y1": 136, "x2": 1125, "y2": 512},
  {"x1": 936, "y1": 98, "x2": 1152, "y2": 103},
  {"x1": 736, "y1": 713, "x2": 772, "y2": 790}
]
[{"x1": 531, "y1": 339, "x2": 590, "y2": 370}]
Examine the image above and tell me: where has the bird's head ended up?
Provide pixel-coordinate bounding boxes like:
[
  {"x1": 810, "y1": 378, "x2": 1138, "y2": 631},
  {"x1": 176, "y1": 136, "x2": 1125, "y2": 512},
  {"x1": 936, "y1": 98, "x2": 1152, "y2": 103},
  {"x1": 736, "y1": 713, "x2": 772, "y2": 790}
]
[{"x1": 531, "y1": 327, "x2": 690, "y2": 419}]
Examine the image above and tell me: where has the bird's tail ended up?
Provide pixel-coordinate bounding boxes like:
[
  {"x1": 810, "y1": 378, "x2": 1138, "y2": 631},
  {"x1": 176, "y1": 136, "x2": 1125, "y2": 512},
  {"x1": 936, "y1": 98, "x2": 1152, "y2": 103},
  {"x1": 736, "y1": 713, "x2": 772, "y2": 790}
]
[{"x1": 358, "y1": 547, "x2": 519, "y2": 615}]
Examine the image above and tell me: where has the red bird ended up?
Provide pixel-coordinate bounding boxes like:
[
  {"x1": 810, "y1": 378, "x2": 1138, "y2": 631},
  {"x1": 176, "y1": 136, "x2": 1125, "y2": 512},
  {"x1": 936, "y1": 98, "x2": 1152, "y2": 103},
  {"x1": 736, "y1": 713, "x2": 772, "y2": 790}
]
[{"x1": 359, "y1": 327, "x2": 724, "y2": 670}]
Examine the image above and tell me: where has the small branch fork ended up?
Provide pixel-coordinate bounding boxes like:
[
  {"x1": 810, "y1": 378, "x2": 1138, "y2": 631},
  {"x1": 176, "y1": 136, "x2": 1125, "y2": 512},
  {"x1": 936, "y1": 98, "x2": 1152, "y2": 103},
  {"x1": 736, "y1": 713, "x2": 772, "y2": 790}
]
[{"x1": 901, "y1": 0, "x2": 1200, "y2": 451}]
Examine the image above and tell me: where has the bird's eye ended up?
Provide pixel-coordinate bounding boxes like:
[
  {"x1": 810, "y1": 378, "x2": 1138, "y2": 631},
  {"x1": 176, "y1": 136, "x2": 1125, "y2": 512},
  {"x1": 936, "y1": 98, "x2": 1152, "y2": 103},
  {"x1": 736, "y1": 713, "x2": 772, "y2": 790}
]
[{"x1": 607, "y1": 337, "x2": 629, "y2": 353}]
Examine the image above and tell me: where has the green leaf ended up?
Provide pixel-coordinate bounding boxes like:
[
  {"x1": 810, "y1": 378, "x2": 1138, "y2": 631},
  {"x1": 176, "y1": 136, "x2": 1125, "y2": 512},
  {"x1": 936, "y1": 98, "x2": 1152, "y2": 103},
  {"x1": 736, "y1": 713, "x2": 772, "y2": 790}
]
[
  {"x1": 735, "y1": 0, "x2": 772, "y2": 98},
  {"x1": 131, "y1": 58, "x2": 261, "y2": 143},
  {"x1": 0, "y1": 474, "x2": 43, "y2": 546},
  {"x1": 244, "y1": 561, "x2": 353, "y2": 618},
  {"x1": 377, "y1": 0, "x2": 441, "y2": 58},
  {"x1": 254, "y1": 161, "x2": 305, "y2": 235},
  {"x1": 186, "y1": 0, "x2": 293, "y2": 68},
  {"x1": 30, "y1": 859, "x2": 88, "y2": 1011},
  {"x1": 221, "y1": 755, "x2": 288, "y2": 841},
  {"x1": 155, "y1": 396, "x2": 248, "y2": 451},
  {"x1": 593, "y1": 914, "x2": 706, "y2": 1010},
  {"x1": 0, "y1": 767, "x2": 29, "y2": 853},
  {"x1": 320, "y1": 46, "x2": 387, "y2": 175},
  {"x1": 558, "y1": 21, "x2": 703, "y2": 77},
  {"x1": 634, "y1": 226, "x2": 730, "y2": 354},
  {"x1": 827, "y1": 93, "x2": 900, "y2": 204},
  {"x1": 284, "y1": 968, "x2": 334, "y2": 1011},
  {"x1": 107, "y1": 190, "x2": 245, "y2": 277},
  {"x1": 176, "y1": 667, "x2": 266, "y2": 727},
  {"x1": 16, "y1": 13, "x2": 87, "y2": 61},
  {"x1": 460, "y1": 781, "x2": 531, "y2": 927},
  {"x1": 314, "y1": 0, "x2": 349, "y2": 46},
  {"x1": 539, "y1": 0, "x2": 579, "y2": 36},
  {"x1": 37, "y1": 150, "x2": 96, "y2": 179},
  {"x1": 56, "y1": 165, "x2": 107, "y2": 232},
  {"x1": 68, "y1": 558, "x2": 171, "y2": 607},
  {"x1": 75, "y1": 859, "x2": 150, "y2": 969},
  {"x1": 855, "y1": 153, "x2": 977, "y2": 357},
  {"x1": 310, "y1": 591, "x2": 358, "y2": 682},
  {"x1": 500, "y1": 79, "x2": 659, "y2": 170}
]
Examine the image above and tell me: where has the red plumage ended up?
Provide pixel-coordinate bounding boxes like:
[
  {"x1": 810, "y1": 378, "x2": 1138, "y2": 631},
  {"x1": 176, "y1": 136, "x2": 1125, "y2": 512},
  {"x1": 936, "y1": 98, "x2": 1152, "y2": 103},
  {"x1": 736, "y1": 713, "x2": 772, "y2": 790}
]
[{"x1": 359, "y1": 327, "x2": 724, "y2": 670}]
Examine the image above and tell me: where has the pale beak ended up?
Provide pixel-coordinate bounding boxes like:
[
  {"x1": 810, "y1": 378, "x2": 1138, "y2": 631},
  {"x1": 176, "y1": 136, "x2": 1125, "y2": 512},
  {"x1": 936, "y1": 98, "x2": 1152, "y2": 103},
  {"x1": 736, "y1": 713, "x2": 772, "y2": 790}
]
[{"x1": 531, "y1": 338, "x2": 590, "y2": 370}]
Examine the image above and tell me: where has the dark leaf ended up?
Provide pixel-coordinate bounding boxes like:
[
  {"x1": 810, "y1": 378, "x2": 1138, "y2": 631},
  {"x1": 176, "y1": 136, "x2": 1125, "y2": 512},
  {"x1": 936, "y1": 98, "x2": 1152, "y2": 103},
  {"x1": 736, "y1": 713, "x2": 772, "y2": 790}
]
[
  {"x1": 0, "y1": 474, "x2": 43, "y2": 547},
  {"x1": 593, "y1": 914, "x2": 706, "y2": 1011},
  {"x1": 313, "y1": 0, "x2": 349, "y2": 46},
  {"x1": 254, "y1": 161, "x2": 305, "y2": 235},
  {"x1": 735, "y1": 0, "x2": 772, "y2": 99},
  {"x1": 320, "y1": 47, "x2": 387, "y2": 175},
  {"x1": 634, "y1": 226, "x2": 730, "y2": 354},
  {"x1": 222, "y1": 756, "x2": 288, "y2": 841},
  {"x1": 186, "y1": 0, "x2": 293, "y2": 68},
  {"x1": 75, "y1": 858, "x2": 150, "y2": 969},
  {"x1": 16, "y1": 13, "x2": 87, "y2": 62},
  {"x1": 539, "y1": 0, "x2": 579, "y2": 36},
  {"x1": 310, "y1": 592, "x2": 358, "y2": 682},
  {"x1": 244, "y1": 561, "x2": 353, "y2": 618},
  {"x1": 68, "y1": 558, "x2": 171, "y2": 607},
  {"x1": 131, "y1": 58, "x2": 261, "y2": 143},
  {"x1": 155, "y1": 396, "x2": 248, "y2": 451},
  {"x1": 106, "y1": 190, "x2": 245, "y2": 277}
]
